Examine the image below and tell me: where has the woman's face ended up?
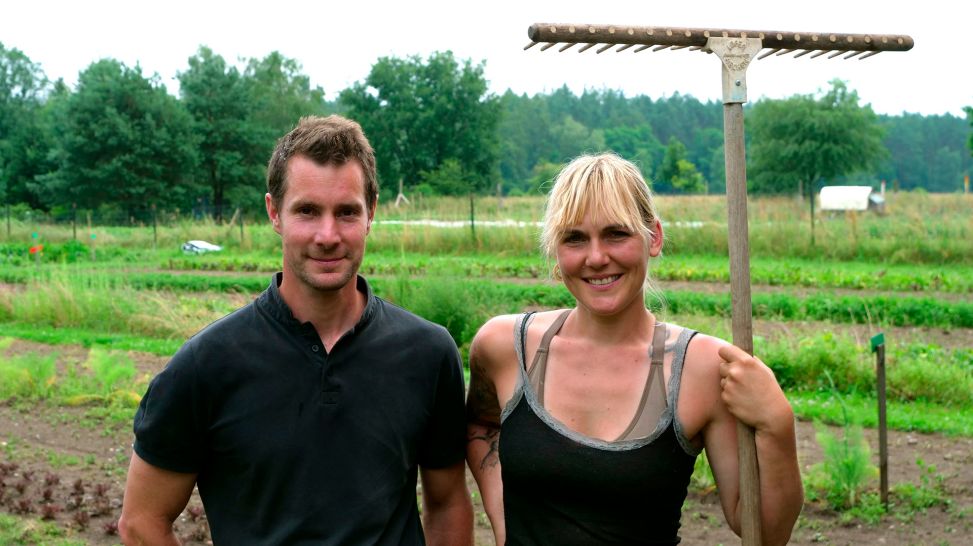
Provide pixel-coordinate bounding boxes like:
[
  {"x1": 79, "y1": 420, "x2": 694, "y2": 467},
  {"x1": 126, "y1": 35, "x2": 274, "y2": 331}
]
[{"x1": 555, "y1": 210, "x2": 662, "y2": 318}]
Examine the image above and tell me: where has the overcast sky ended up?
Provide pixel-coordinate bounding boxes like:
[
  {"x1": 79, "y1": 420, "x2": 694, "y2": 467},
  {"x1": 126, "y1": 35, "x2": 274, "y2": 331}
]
[{"x1": 3, "y1": 0, "x2": 969, "y2": 117}]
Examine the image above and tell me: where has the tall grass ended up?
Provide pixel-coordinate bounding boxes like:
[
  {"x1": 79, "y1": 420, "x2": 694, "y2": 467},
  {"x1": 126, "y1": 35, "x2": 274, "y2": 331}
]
[
  {"x1": 0, "y1": 270, "x2": 241, "y2": 339},
  {"x1": 0, "y1": 347, "x2": 143, "y2": 412}
]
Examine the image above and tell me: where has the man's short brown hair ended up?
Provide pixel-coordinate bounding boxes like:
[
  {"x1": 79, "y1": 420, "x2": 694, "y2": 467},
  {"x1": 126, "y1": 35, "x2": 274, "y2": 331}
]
[{"x1": 266, "y1": 115, "x2": 378, "y2": 211}]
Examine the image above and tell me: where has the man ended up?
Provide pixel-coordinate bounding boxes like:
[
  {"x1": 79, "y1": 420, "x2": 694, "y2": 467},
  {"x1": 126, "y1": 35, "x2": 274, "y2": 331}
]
[{"x1": 119, "y1": 115, "x2": 473, "y2": 545}]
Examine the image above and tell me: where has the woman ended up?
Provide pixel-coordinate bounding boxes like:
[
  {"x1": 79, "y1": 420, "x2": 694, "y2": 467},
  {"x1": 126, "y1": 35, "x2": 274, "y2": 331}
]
[{"x1": 466, "y1": 153, "x2": 802, "y2": 545}]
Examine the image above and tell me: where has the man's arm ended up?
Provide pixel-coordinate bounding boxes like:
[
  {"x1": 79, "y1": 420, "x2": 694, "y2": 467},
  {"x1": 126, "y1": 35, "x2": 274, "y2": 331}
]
[
  {"x1": 119, "y1": 452, "x2": 197, "y2": 546},
  {"x1": 420, "y1": 461, "x2": 473, "y2": 546}
]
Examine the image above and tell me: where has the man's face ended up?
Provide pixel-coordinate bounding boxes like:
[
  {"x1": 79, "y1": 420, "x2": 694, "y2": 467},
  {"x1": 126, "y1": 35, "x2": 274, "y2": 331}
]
[{"x1": 266, "y1": 155, "x2": 374, "y2": 295}]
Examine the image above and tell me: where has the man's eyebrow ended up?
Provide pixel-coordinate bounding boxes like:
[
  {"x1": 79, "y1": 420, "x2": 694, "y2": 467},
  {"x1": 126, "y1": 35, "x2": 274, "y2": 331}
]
[{"x1": 288, "y1": 199, "x2": 318, "y2": 210}]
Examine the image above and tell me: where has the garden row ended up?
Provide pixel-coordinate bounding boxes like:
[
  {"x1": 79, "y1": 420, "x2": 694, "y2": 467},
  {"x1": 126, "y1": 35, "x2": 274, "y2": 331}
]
[
  {"x1": 5, "y1": 242, "x2": 972, "y2": 293},
  {"x1": 4, "y1": 270, "x2": 971, "y2": 332}
]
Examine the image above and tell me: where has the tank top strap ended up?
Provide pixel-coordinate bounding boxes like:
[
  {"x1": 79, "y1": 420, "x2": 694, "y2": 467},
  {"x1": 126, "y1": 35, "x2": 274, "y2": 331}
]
[
  {"x1": 617, "y1": 321, "x2": 668, "y2": 440},
  {"x1": 504, "y1": 311, "x2": 537, "y2": 424},
  {"x1": 528, "y1": 309, "x2": 571, "y2": 406}
]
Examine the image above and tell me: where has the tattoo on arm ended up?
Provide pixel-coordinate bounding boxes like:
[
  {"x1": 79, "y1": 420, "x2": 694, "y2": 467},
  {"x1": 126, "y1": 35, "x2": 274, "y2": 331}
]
[
  {"x1": 466, "y1": 359, "x2": 501, "y2": 426},
  {"x1": 467, "y1": 427, "x2": 501, "y2": 470},
  {"x1": 466, "y1": 356, "x2": 503, "y2": 470}
]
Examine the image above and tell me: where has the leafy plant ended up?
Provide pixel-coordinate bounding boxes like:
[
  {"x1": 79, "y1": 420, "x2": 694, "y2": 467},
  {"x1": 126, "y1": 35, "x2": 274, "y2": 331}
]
[
  {"x1": 689, "y1": 450, "x2": 716, "y2": 494},
  {"x1": 0, "y1": 513, "x2": 85, "y2": 545},
  {"x1": 813, "y1": 420, "x2": 876, "y2": 510},
  {"x1": 891, "y1": 458, "x2": 951, "y2": 515},
  {"x1": 809, "y1": 371, "x2": 878, "y2": 511},
  {"x1": 0, "y1": 352, "x2": 58, "y2": 400}
]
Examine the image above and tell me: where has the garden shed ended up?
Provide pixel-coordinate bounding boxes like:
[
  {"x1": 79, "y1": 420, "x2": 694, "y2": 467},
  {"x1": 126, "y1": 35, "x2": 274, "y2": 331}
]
[{"x1": 819, "y1": 185, "x2": 885, "y2": 214}]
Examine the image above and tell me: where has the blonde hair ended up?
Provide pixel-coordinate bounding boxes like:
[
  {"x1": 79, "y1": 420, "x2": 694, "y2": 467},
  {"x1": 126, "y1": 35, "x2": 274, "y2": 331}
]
[{"x1": 541, "y1": 153, "x2": 661, "y2": 261}]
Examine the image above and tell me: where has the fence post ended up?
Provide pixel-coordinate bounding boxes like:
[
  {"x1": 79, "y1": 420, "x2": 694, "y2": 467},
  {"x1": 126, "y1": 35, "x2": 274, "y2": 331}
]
[
  {"x1": 152, "y1": 203, "x2": 158, "y2": 249},
  {"x1": 871, "y1": 332, "x2": 888, "y2": 510},
  {"x1": 87, "y1": 211, "x2": 96, "y2": 261},
  {"x1": 72, "y1": 202, "x2": 78, "y2": 240},
  {"x1": 469, "y1": 193, "x2": 476, "y2": 245}
]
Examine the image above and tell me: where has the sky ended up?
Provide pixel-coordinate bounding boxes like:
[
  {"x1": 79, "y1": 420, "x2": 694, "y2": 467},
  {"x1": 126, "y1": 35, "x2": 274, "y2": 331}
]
[{"x1": 2, "y1": 0, "x2": 970, "y2": 117}]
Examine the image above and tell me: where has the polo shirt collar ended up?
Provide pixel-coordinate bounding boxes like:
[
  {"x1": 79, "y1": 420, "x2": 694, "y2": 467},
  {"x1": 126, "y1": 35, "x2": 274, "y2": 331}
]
[{"x1": 261, "y1": 273, "x2": 378, "y2": 333}]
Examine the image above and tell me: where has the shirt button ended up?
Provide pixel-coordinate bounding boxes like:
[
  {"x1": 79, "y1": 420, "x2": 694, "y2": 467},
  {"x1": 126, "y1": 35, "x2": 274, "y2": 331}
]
[{"x1": 311, "y1": 345, "x2": 319, "y2": 352}]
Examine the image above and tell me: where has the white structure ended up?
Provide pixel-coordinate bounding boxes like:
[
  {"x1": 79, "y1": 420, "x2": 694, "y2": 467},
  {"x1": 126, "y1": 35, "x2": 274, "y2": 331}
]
[
  {"x1": 819, "y1": 185, "x2": 885, "y2": 213},
  {"x1": 181, "y1": 240, "x2": 223, "y2": 254}
]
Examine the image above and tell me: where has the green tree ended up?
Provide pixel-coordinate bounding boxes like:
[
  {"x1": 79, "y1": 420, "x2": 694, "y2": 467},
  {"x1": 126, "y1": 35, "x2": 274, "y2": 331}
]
[
  {"x1": 244, "y1": 51, "x2": 329, "y2": 138},
  {"x1": 690, "y1": 127, "x2": 724, "y2": 190},
  {"x1": 419, "y1": 158, "x2": 469, "y2": 196},
  {"x1": 179, "y1": 47, "x2": 266, "y2": 221},
  {"x1": 497, "y1": 91, "x2": 552, "y2": 193},
  {"x1": 525, "y1": 160, "x2": 563, "y2": 196},
  {"x1": 340, "y1": 51, "x2": 500, "y2": 199},
  {"x1": 671, "y1": 159, "x2": 706, "y2": 193},
  {"x1": 548, "y1": 115, "x2": 605, "y2": 164},
  {"x1": 39, "y1": 59, "x2": 197, "y2": 217},
  {"x1": 658, "y1": 137, "x2": 705, "y2": 193},
  {"x1": 749, "y1": 80, "x2": 886, "y2": 243},
  {"x1": 603, "y1": 124, "x2": 663, "y2": 182},
  {"x1": 0, "y1": 42, "x2": 51, "y2": 208},
  {"x1": 877, "y1": 113, "x2": 971, "y2": 191}
]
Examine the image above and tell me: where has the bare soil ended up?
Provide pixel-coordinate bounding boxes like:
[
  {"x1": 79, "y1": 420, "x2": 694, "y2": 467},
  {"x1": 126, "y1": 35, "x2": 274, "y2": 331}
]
[{"x1": 1, "y1": 339, "x2": 971, "y2": 545}]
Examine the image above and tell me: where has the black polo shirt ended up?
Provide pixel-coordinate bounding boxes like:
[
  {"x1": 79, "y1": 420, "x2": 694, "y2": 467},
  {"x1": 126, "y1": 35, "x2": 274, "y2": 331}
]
[{"x1": 133, "y1": 274, "x2": 466, "y2": 545}]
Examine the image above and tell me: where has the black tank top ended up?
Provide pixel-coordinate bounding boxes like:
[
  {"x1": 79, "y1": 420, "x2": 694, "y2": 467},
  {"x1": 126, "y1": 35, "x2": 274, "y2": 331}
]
[{"x1": 499, "y1": 312, "x2": 700, "y2": 545}]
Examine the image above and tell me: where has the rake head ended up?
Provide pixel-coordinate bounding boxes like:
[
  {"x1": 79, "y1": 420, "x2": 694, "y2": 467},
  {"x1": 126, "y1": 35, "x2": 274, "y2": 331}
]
[{"x1": 525, "y1": 23, "x2": 913, "y2": 60}]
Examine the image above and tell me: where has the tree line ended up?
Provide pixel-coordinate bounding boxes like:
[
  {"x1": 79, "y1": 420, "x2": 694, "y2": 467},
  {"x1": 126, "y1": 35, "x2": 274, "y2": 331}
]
[{"x1": 2, "y1": 41, "x2": 971, "y2": 223}]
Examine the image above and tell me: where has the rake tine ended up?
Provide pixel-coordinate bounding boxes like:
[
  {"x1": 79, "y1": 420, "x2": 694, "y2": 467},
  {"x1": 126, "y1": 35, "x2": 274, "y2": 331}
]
[
  {"x1": 652, "y1": 44, "x2": 671, "y2": 52},
  {"x1": 827, "y1": 50, "x2": 845, "y2": 59},
  {"x1": 524, "y1": 42, "x2": 539, "y2": 50},
  {"x1": 775, "y1": 49, "x2": 795, "y2": 56},
  {"x1": 671, "y1": 45, "x2": 690, "y2": 50},
  {"x1": 634, "y1": 44, "x2": 652, "y2": 53},
  {"x1": 810, "y1": 50, "x2": 829, "y2": 59},
  {"x1": 616, "y1": 44, "x2": 635, "y2": 52},
  {"x1": 558, "y1": 43, "x2": 577, "y2": 52},
  {"x1": 689, "y1": 45, "x2": 704, "y2": 51},
  {"x1": 859, "y1": 50, "x2": 882, "y2": 60},
  {"x1": 578, "y1": 43, "x2": 597, "y2": 53},
  {"x1": 540, "y1": 42, "x2": 557, "y2": 51},
  {"x1": 596, "y1": 44, "x2": 614, "y2": 54},
  {"x1": 757, "y1": 48, "x2": 781, "y2": 60},
  {"x1": 793, "y1": 50, "x2": 812, "y2": 58},
  {"x1": 843, "y1": 50, "x2": 865, "y2": 59}
]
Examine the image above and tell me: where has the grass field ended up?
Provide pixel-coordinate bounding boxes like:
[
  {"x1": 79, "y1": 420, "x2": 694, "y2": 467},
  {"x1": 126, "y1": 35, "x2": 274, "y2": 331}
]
[{"x1": 1, "y1": 191, "x2": 971, "y2": 544}]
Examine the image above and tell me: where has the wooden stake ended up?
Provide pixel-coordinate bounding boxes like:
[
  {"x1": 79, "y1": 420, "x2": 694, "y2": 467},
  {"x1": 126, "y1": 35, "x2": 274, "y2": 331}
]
[
  {"x1": 710, "y1": 36, "x2": 762, "y2": 546},
  {"x1": 872, "y1": 333, "x2": 889, "y2": 510}
]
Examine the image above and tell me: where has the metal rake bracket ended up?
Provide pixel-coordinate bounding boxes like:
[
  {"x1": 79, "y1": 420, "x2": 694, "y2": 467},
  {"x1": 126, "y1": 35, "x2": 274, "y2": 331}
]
[{"x1": 525, "y1": 23, "x2": 913, "y2": 60}]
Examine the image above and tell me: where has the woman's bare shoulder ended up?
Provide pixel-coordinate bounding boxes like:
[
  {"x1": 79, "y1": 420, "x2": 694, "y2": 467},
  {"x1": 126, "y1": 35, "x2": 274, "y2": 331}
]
[
  {"x1": 681, "y1": 331, "x2": 733, "y2": 383},
  {"x1": 471, "y1": 310, "x2": 571, "y2": 369}
]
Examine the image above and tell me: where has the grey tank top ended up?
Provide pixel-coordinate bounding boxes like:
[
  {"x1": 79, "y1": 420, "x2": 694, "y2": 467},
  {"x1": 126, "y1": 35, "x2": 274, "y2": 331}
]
[
  {"x1": 502, "y1": 311, "x2": 699, "y2": 452},
  {"x1": 526, "y1": 310, "x2": 668, "y2": 441}
]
